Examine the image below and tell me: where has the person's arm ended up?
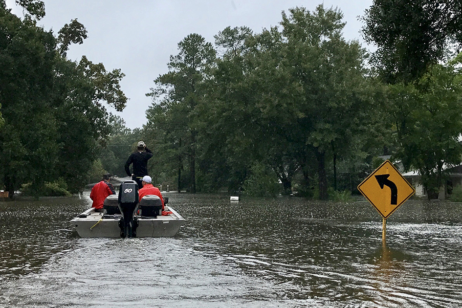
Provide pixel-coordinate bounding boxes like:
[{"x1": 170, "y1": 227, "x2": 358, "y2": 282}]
[
  {"x1": 145, "y1": 147, "x2": 153, "y2": 159},
  {"x1": 156, "y1": 189, "x2": 165, "y2": 209},
  {"x1": 107, "y1": 182, "x2": 115, "y2": 195},
  {"x1": 125, "y1": 155, "x2": 133, "y2": 177},
  {"x1": 90, "y1": 186, "x2": 95, "y2": 201}
]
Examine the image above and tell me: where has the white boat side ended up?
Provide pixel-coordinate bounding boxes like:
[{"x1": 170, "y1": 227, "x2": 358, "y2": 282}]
[{"x1": 71, "y1": 206, "x2": 185, "y2": 238}]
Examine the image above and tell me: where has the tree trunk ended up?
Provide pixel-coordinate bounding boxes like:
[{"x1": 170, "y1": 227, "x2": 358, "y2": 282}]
[
  {"x1": 177, "y1": 166, "x2": 182, "y2": 193},
  {"x1": 315, "y1": 150, "x2": 328, "y2": 200},
  {"x1": 189, "y1": 131, "x2": 196, "y2": 193},
  {"x1": 178, "y1": 138, "x2": 182, "y2": 193},
  {"x1": 4, "y1": 175, "x2": 15, "y2": 199},
  {"x1": 427, "y1": 190, "x2": 439, "y2": 200},
  {"x1": 333, "y1": 152, "x2": 337, "y2": 191},
  {"x1": 300, "y1": 164, "x2": 311, "y2": 192},
  {"x1": 281, "y1": 178, "x2": 292, "y2": 195}
]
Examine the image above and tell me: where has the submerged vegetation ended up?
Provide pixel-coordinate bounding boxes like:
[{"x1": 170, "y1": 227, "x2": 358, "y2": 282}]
[
  {"x1": 1, "y1": 1, "x2": 462, "y2": 200},
  {"x1": 450, "y1": 185, "x2": 462, "y2": 202}
]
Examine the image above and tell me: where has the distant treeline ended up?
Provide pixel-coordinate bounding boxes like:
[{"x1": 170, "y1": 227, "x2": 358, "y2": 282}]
[
  {"x1": 2, "y1": 1, "x2": 462, "y2": 200},
  {"x1": 134, "y1": 4, "x2": 462, "y2": 200}
]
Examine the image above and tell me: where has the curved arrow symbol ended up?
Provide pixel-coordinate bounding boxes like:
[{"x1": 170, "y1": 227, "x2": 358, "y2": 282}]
[{"x1": 375, "y1": 174, "x2": 397, "y2": 205}]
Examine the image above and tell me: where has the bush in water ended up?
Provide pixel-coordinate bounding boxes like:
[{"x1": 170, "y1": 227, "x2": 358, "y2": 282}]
[
  {"x1": 21, "y1": 179, "x2": 71, "y2": 197},
  {"x1": 450, "y1": 185, "x2": 462, "y2": 202},
  {"x1": 242, "y1": 162, "x2": 281, "y2": 198},
  {"x1": 328, "y1": 187, "x2": 352, "y2": 202}
]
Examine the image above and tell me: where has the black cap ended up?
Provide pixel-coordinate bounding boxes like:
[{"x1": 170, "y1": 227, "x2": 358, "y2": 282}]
[{"x1": 103, "y1": 173, "x2": 111, "y2": 180}]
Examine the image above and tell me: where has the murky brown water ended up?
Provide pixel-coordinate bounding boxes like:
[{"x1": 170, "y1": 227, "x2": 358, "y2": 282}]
[{"x1": 1, "y1": 193, "x2": 462, "y2": 307}]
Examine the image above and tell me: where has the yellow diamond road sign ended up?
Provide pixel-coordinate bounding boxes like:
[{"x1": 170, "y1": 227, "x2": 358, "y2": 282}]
[{"x1": 358, "y1": 160, "x2": 415, "y2": 219}]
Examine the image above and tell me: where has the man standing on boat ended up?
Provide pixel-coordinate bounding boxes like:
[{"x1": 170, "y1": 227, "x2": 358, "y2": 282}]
[
  {"x1": 90, "y1": 173, "x2": 116, "y2": 212},
  {"x1": 138, "y1": 175, "x2": 165, "y2": 210},
  {"x1": 124, "y1": 141, "x2": 153, "y2": 188}
]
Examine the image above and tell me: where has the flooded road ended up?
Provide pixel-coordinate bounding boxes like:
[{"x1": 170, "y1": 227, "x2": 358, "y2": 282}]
[{"x1": 1, "y1": 193, "x2": 462, "y2": 307}]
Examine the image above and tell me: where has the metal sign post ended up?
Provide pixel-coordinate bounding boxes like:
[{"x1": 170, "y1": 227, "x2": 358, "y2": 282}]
[{"x1": 382, "y1": 218, "x2": 386, "y2": 245}]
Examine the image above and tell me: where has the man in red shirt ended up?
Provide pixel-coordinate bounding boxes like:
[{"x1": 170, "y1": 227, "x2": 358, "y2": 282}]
[
  {"x1": 138, "y1": 175, "x2": 164, "y2": 209},
  {"x1": 90, "y1": 173, "x2": 115, "y2": 212}
]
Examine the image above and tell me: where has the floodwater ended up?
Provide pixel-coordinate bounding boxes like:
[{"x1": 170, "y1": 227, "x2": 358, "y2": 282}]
[{"x1": 1, "y1": 193, "x2": 462, "y2": 307}]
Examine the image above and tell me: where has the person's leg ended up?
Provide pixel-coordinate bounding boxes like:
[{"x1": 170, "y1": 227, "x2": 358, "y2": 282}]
[{"x1": 132, "y1": 176, "x2": 143, "y2": 189}]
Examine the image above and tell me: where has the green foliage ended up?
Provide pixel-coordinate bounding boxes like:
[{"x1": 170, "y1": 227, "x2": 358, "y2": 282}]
[
  {"x1": 87, "y1": 159, "x2": 107, "y2": 184},
  {"x1": 362, "y1": 0, "x2": 462, "y2": 83},
  {"x1": 253, "y1": 5, "x2": 373, "y2": 199},
  {"x1": 0, "y1": 103, "x2": 3, "y2": 129},
  {"x1": 143, "y1": 6, "x2": 382, "y2": 197},
  {"x1": 328, "y1": 187, "x2": 352, "y2": 202},
  {"x1": 43, "y1": 182, "x2": 71, "y2": 197},
  {"x1": 146, "y1": 33, "x2": 216, "y2": 193},
  {"x1": 98, "y1": 115, "x2": 137, "y2": 177},
  {"x1": 0, "y1": 5, "x2": 128, "y2": 197},
  {"x1": 214, "y1": 26, "x2": 252, "y2": 58},
  {"x1": 386, "y1": 61, "x2": 462, "y2": 199},
  {"x1": 0, "y1": 6, "x2": 58, "y2": 196},
  {"x1": 57, "y1": 18, "x2": 87, "y2": 57},
  {"x1": 14, "y1": 0, "x2": 45, "y2": 19},
  {"x1": 21, "y1": 179, "x2": 71, "y2": 197},
  {"x1": 372, "y1": 157, "x2": 385, "y2": 169},
  {"x1": 449, "y1": 185, "x2": 462, "y2": 202},
  {"x1": 140, "y1": 3, "x2": 462, "y2": 202},
  {"x1": 242, "y1": 162, "x2": 281, "y2": 197},
  {"x1": 77, "y1": 56, "x2": 127, "y2": 112}
]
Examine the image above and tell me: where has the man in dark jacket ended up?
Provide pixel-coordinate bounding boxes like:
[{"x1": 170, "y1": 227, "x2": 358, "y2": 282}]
[
  {"x1": 125, "y1": 141, "x2": 153, "y2": 188},
  {"x1": 90, "y1": 173, "x2": 115, "y2": 211}
]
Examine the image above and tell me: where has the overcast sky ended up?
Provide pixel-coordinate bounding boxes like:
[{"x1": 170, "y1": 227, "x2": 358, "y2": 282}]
[{"x1": 6, "y1": 0, "x2": 373, "y2": 129}]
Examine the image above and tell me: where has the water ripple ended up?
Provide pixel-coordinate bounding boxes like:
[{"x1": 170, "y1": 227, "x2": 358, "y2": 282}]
[{"x1": 1, "y1": 194, "x2": 462, "y2": 307}]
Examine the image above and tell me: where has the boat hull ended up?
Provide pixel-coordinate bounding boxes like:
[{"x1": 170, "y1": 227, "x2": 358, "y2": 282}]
[{"x1": 71, "y1": 207, "x2": 185, "y2": 238}]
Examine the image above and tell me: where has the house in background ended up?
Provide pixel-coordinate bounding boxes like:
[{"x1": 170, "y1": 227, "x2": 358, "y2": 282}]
[{"x1": 402, "y1": 165, "x2": 462, "y2": 200}]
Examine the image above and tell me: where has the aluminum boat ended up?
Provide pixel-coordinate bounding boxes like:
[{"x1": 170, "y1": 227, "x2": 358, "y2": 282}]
[{"x1": 71, "y1": 181, "x2": 185, "y2": 238}]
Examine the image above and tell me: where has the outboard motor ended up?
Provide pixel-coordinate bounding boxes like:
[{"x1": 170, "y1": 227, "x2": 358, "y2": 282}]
[
  {"x1": 139, "y1": 195, "x2": 163, "y2": 217},
  {"x1": 118, "y1": 180, "x2": 139, "y2": 238},
  {"x1": 103, "y1": 194, "x2": 120, "y2": 214}
]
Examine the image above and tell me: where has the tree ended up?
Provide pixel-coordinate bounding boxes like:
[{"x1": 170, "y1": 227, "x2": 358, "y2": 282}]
[
  {"x1": 0, "y1": 4, "x2": 128, "y2": 196},
  {"x1": 0, "y1": 0, "x2": 45, "y2": 19},
  {"x1": 362, "y1": 0, "x2": 462, "y2": 83},
  {"x1": 0, "y1": 103, "x2": 4, "y2": 129},
  {"x1": 98, "y1": 115, "x2": 135, "y2": 177},
  {"x1": 146, "y1": 34, "x2": 216, "y2": 193},
  {"x1": 277, "y1": 5, "x2": 373, "y2": 199},
  {"x1": 144, "y1": 100, "x2": 188, "y2": 192},
  {"x1": 386, "y1": 60, "x2": 462, "y2": 199},
  {"x1": 51, "y1": 58, "x2": 104, "y2": 193},
  {"x1": 198, "y1": 9, "x2": 375, "y2": 199},
  {"x1": 214, "y1": 26, "x2": 253, "y2": 58},
  {"x1": 0, "y1": 6, "x2": 57, "y2": 196},
  {"x1": 57, "y1": 18, "x2": 87, "y2": 57}
]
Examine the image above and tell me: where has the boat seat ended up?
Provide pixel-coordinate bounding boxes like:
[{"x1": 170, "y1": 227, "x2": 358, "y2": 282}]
[
  {"x1": 103, "y1": 194, "x2": 120, "y2": 214},
  {"x1": 139, "y1": 195, "x2": 163, "y2": 217}
]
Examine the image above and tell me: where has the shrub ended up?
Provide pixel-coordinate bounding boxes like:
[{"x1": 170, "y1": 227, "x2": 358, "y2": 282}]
[
  {"x1": 328, "y1": 187, "x2": 352, "y2": 202},
  {"x1": 21, "y1": 179, "x2": 71, "y2": 197},
  {"x1": 450, "y1": 185, "x2": 462, "y2": 202},
  {"x1": 292, "y1": 182, "x2": 315, "y2": 198},
  {"x1": 242, "y1": 162, "x2": 281, "y2": 197},
  {"x1": 43, "y1": 181, "x2": 72, "y2": 196}
]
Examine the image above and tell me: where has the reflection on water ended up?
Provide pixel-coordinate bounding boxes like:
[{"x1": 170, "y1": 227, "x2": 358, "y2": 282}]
[
  {"x1": 1, "y1": 193, "x2": 462, "y2": 307},
  {"x1": 0, "y1": 197, "x2": 86, "y2": 279}
]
